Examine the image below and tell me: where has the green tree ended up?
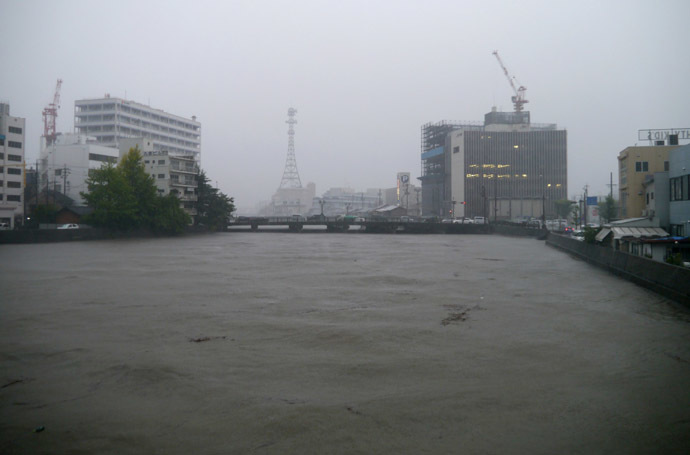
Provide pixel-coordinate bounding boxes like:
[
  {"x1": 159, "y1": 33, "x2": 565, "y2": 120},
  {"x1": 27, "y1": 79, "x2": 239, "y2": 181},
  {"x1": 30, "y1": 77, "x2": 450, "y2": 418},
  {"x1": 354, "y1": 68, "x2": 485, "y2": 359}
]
[
  {"x1": 118, "y1": 146, "x2": 159, "y2": 228},
  {"x1": 82, "y1": 163, "x2": 139, "y2": 230},
  {"x1": 151, "y1": 193, "x2": 191, "y2": 234},
  {"x1": 81, "y1": 146, "x2": 191, "y2": 233},
  {"x1": 30, "y1": 203, "x2": 59, "y2": 226},
  {"x1": 599, "y1": 195, "x2": 617, "y2": 224},
  {"x1": 584, "y1": 225, "x2": 601, "y2": 244},
  {"x1": 554, "y1": 199, "x2": 575, "y2": 219},
  {"x1": 195, "y1": 171, "x2": 235, "y2": 231}
]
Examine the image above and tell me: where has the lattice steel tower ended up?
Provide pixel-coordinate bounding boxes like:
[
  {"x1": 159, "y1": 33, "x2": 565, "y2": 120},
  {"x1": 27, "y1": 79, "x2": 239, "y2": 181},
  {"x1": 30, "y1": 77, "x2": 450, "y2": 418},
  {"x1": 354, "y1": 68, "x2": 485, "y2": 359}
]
[{"x1": 279, "y1": 107, "x2": 303, "y2": 189}]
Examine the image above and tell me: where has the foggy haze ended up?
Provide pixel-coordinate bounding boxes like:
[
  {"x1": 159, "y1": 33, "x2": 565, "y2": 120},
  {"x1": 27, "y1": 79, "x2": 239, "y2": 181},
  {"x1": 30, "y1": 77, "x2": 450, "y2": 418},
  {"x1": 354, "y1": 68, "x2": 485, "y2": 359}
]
[{"x1": 2, "y1": 0, "x2": 689, "y2": 209}]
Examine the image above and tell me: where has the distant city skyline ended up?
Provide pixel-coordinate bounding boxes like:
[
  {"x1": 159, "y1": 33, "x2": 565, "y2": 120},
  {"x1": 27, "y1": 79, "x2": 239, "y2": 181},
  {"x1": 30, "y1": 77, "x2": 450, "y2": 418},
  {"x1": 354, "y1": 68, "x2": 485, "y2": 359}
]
[{"x1": 2, "y1": 0, "x2": 689, "y2": 207}]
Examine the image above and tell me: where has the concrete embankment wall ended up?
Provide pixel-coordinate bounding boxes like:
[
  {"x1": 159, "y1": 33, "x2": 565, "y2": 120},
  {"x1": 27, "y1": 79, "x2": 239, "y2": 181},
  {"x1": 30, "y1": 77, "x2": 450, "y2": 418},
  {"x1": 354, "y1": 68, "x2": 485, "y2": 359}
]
[
  {"x1": 493, "y1": 224, "x2": 544, "y2": 237},
  {"x1": 546, "y1": 233, "x2": 690, "y2": 306}
]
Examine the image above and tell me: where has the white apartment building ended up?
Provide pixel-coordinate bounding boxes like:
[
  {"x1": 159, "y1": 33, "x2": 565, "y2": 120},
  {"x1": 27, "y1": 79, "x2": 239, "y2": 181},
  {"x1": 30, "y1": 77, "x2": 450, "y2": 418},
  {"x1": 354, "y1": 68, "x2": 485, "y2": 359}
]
[
  {"x1": 119, "y1": 138, "x2": 198, "y2": 217},
  {"x1": 0, "y1": 103, "x2": 26, "y2": 228},
  {"x1": 39, "y1": 133, "x2": 119, "y2": 205},
  {"x1": 74, "y1": 96, "x2": 201, "y2": 162}
]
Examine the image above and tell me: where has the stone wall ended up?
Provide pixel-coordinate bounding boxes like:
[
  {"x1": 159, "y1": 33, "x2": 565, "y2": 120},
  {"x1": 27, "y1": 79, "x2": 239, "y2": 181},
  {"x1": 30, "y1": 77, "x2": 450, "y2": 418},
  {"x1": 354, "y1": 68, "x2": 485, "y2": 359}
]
[{"x1": 546, "y1": 233, "x2": 690, "y2": 306}]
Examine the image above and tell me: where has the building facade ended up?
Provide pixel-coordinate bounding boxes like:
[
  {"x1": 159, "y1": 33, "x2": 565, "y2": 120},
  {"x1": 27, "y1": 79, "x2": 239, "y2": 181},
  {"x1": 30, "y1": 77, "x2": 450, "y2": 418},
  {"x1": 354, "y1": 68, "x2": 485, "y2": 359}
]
[
  {"x1": 420, "y1": 109, "x2": 567, "y2": 220},
  {"x1": 119, "y1": 138, "x2": 199, "y2": 218},
  {"x1": 143, "y1": 150, "x2": 199, "y2": 217},
  {"x1": 39, "y1": 134, "x2": 119, "y2": 205},
  {"x1": 0, "y1": 103, "x2": 26, "y2": 228},
  {"x1": 618, "y1": 144, "x2": 675, "y2": 219},
  {"x1": 74, "y1": 96, "x2": 201, "y2": 162},
  {"x1": 669, "y1": 144, "x2": 690, "y2": 236}
]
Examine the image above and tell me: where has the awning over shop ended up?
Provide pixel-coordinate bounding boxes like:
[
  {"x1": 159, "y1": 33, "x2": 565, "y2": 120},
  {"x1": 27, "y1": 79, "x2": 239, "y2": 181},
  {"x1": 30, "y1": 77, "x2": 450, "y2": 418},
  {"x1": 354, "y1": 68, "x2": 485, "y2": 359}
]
[{"x1": 595, "y1": 226, "x2": 670, "y2": 243}]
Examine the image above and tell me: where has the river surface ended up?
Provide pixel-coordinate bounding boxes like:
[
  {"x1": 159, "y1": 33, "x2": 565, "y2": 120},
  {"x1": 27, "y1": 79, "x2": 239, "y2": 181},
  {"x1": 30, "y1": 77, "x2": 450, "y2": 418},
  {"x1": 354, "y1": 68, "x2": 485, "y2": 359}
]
[{"x1": 1, "y1": 233, "x2": 689, "y2": 454}]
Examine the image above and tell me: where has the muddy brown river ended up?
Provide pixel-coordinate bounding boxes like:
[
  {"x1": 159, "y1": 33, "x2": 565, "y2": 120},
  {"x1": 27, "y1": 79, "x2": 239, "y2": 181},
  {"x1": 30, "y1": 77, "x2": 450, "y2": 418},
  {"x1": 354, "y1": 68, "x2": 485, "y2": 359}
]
[{"x1": 1, "y1": 233, "x2": 689, "y2": 454}]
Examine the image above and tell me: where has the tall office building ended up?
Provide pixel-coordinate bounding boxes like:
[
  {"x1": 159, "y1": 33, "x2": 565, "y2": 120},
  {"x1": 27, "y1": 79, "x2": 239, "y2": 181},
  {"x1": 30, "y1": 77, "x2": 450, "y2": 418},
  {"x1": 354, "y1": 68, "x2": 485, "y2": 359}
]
[
  {"x1": 74, "y1": 96, "x2": 201, "y2": 161},
  {"x1": 0, "y1": 103, "x2": 26, "y2": 228},
  {"x1": 420, "y1": 109, "x2": 567, "y2": 220}
]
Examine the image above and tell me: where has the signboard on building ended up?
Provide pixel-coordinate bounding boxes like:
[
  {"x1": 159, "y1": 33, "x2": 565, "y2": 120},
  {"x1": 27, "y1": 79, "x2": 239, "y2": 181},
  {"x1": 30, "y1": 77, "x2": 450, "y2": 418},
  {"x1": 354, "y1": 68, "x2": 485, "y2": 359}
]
[
  {"x1": 587, "y1": 196, "x2": 598, "y2": 206},
  {"x1": 638, "y1": 128, "x2": 690, "y2": 142},
  {"x1": 397, "y1": 172, "x2": 411, "y2": 204}
]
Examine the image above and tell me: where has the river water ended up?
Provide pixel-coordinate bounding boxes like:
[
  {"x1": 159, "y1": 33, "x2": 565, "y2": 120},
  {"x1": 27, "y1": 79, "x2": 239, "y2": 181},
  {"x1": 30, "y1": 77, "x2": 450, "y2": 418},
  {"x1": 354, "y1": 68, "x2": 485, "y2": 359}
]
[{"x1": 1, "y1": 233, "x2": 689, "y2": 454}]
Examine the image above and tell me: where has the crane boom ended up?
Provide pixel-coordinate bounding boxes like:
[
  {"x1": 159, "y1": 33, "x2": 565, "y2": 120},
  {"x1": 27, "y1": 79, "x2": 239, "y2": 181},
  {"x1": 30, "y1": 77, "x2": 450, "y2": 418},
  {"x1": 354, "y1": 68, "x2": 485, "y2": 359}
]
[
  {"x1": 492, "y1": 51, "x2": 528, "y2": 113},
  {"x1": 42, "y1": 78, "x2": 63, "y2": 146}
]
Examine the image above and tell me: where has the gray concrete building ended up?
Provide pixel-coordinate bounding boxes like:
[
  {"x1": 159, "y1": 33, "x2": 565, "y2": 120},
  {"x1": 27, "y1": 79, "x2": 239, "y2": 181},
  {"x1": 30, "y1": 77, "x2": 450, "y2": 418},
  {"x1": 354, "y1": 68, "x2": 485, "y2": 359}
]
[
  {"x1": 420, "y1": 109, "x2": 567, "y2": 220},
  {"x1": 669, "y1": 144, "x2": 690, "y2": 236}
]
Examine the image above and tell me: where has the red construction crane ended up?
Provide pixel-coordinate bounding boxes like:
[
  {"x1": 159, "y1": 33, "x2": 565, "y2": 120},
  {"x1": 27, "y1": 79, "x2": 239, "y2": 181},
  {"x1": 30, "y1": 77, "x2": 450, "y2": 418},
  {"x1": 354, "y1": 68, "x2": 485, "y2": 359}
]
[
  {"x1": 42, "y1": 78, "x2": 63, "y2": 145},
  {"x1": 492, "y1": 51, "x2": 528, "y2": 113}
]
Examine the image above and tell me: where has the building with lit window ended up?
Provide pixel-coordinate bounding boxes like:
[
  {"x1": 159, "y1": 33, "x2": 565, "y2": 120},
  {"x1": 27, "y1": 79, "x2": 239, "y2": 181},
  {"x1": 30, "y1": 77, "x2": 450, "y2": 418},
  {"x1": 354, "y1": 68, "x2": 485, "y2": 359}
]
[
  {"x1": 75, "y1": 96, "x2": 201, "y2": 162},
  {"x1": 0, "y1": 103, "x2": 26, "y2": 228},
  {"x1": 420, "y1": 109, "x2": 567, "y2": 220}
]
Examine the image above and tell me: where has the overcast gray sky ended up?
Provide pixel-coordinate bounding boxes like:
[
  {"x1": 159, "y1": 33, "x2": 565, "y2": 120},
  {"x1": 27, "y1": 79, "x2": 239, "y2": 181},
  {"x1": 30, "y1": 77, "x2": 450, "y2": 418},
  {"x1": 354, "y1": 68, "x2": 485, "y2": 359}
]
[{"x1": 3, "y1": 0, "x2": 689, "y2": 209}]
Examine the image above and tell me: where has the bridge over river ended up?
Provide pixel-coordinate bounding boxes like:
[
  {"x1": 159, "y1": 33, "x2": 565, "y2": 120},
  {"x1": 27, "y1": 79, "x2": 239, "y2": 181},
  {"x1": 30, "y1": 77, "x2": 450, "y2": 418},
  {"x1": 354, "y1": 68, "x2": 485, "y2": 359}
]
[{"x1": 230, "y1": 216, "x2": 494, "y2": 233}]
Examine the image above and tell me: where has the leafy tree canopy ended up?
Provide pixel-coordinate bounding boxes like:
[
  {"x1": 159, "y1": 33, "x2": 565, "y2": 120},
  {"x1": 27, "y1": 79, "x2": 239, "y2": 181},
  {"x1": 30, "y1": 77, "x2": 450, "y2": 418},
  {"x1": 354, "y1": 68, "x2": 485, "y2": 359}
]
[
  {"x1": 599, "y1": 194, "x2": 618, "y2": 224},
  {"x1": 195, "y1": 171, "x2": 235, "y2": 231},
  {"x1": 554, "y1": 199, "x2": 576, "y2": 219},
  {"x1": 81, "y1": 146, "x2": 190, "y2": 233}
]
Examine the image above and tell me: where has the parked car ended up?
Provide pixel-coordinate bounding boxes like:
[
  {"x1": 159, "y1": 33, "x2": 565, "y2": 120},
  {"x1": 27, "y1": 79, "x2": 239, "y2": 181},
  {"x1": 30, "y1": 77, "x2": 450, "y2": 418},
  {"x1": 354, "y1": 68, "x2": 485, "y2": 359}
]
[
  {"x1": 0, "y1": 222, "x2": 10, "y2": 230},
  {"x1": 473, "y1": 216, "x2": 487, "y2": 225},
  {"x1": 57, "y1": 223, "x2": 79, "y2": 229}
]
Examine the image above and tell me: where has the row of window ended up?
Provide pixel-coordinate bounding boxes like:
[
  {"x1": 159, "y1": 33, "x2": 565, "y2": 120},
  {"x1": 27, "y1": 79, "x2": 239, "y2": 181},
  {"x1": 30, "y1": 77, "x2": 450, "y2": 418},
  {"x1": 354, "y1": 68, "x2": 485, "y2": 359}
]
[
  {"x1": 635, "y1": 161, "x2": 669, "y2": 172},
  {"x1": 8, "y1": 141, "x2": 22, "y2": 149},
  {"x1": 0, "y1": 167, "x2": 22, "y2": 175},
  {"x1": 670, "y1": 175, "x2": 690, "y2": 201},
  {"x1": 144, "y1": 160, "x2": 166, "y2": 165},
  {"x1": 0, "y1": 194, "x2": 21, "y2": 202},
  {"x1": 8, "y1": 126, "x2": 22, "y2": 134},
  {"x1": 88, "y1": 153, "x2": 117, "y2": 164}
]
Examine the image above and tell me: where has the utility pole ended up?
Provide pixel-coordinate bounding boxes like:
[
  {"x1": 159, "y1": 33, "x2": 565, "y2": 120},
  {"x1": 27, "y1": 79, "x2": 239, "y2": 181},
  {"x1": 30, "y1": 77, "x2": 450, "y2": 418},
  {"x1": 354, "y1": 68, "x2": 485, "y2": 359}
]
[
  {"x1": 62, "y1": 164, "x2": 69, "y2": 198},
  {"x1": 606, "y1": 172, "x2": 617, "y2": 199},
  {"x1": 35, "y1": 159, "x2": 39, "y2": 209},
  {"x1": 583, "y1": 185, "x2": 589, "y2": 227}
]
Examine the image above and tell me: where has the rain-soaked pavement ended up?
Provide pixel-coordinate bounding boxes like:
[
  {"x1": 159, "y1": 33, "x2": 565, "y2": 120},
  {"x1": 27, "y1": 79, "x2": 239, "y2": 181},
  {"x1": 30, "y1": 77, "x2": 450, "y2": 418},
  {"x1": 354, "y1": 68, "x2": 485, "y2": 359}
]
[{"x1": 1, "y1": 233, "x2": 689, "y2": 454}]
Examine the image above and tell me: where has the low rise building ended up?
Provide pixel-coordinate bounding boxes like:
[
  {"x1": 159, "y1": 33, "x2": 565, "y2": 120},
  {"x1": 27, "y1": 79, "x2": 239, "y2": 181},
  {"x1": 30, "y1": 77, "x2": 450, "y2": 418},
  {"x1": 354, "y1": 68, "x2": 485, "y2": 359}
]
[
  {"x1": 618, "y1": 144, "x2": 676, "y2": 219},
  {"x1": 143, "y1": 150, "x2": 198, "y2": 217},
  {"x1": 119, "y1": 138, "x2": 199, "y2": 218},
  {"x1": 39, "y1": 133, "x2": 119, "y2": 205}
]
